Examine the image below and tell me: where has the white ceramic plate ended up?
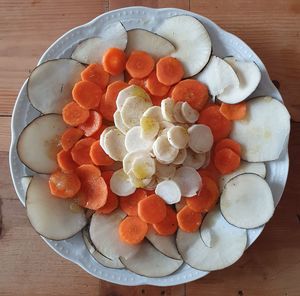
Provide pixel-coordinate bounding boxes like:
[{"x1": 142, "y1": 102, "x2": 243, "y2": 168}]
[{"x1": 9, "y1": 7, "x2": 289, "y2": 286}]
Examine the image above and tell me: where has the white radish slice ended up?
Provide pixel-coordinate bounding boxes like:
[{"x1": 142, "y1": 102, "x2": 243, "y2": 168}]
[
  {"x1": 131, "y1": 156, "x2": 156, "y2": 179},
  {"x1": 172, "y1": 148, "x2": 187, "y2": 165},
  {"x1": 116, "y1": 85, "x2": 151, "y2": 110},
  {"x1": 176, "y1": 207, "x2": 247, "y2": 271},
  {"x1": 125, "y1": 126, "x2": 154, "y2": 152},
  {"x1": 109, "y1": 72, "x2": 124, "y2": 83},
  {"x1": 82, "y1": 228, "x2": 124, "y2": 269},
  {"x1": 183, "y1": 149, "x2": 206, "y2": 170},
  {"x1": 119, "y1": 240, "x2": 183, "y2": 277},
  {"x1": 71, "y1": 22, "x2": 127, "y2": 64},
  {"x1": 155, "y1": 180, "x2": 181, "y2": 204},
  {"x1": 155, "y1": 162, "x2": 176, "y2": 180},
  {"x1": 161, "y1": 98, "x2": 175, "y2": 122},
  {"x1": 173, "y1": 166, "x2": 201, "y2": 197},
  {"x1": 99, "y1": 126, "x2": 115, "y2": 154},
  {"x1": 21, "y1": 176, "x2": 32, "y2": 194},
  {"x1": 202, "y1": 151, "x2": 211, "y2": 168},
  {"x1": 156, "y1": 15, "x2": 212, "y2": 77},
  {"x1": 153, "y1": 135, "x2": 179, "y2": 164},
  {"x1": 181, "y1": 102, "x2": 199, "y2": 123},
  {"x1": 90, "y1": 210, "x2": 140, "y2": 260},
  {"x1": 218, "y1": 57, "x2": 261, "y2": 103},
  {"x1": 110, "y1": 169, "x2": 136, "y2": 196},
  {"x1": 26, "y1": 175, "x2": 87, "y2": 240},
  {"x1": 144, "y1": 176, "x2": 158, "y2": 191},
  {"x1": 188, "y1": 124, "x2": 213, "y2": 153},
  {"x1": 27, "y1": 59, "x2": 85, "y2": 114},
  {"x1": 104, "y1": 129, "x2": 127, "y2": 161},
  {"x1": 173, "y1": 102, "x2": 186, "y2": 123},
  {"x1": 167, "y1": 126, "x2": 189, "y2": 149},
  {"x1": 17, "y1": 114, "x2": 67, "y2": 174},
  {"x1": 140, "y1": 116, "x2": 160, "y2": 140},
  {"x1": 121, "y1": 96, "x2": 152, "y2": 128},
  {"x1": 123, "y1": 150, "x2": 149, "y2": 174},
  {"x1": 146, "y1": 227, "x2": 182, "y2": 260},
  {"x1": 219, "y1": 161, "x2": 266, "y2": 191},
  {"x1": 195, "y1": 55, "x2": 239, "y2": 98},
  {"x1": 126, "y1": 29, "x2": 175, "y2": 60},
  {"x1": 143, "y1": 106, "x2": 164, "y2": 122},
  {"x1": 159, "y1": 121, "x2": 175, "y2": 130},
  {"x1": 113, "y1": 111, "x2": 129, "y2": 135},
  {"x1": 231, "y1": 96, "x2": 290, "y2": 162},
  {"x1": 220, "y1": 174, "x2": 274, "y2": 229},
  {"x1": 128, "y1": 171, "x2": 152, "y2": 189}
]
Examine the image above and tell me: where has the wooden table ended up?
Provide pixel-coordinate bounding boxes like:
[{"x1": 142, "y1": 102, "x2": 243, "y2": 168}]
[{"x1": 0, "y1": 1, "x2": 299, "y2": 295}]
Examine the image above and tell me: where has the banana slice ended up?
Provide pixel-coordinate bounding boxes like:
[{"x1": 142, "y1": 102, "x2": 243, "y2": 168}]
[
  {"x1": 153, "y1": 135, "x2": 179, "y2": 164},
  {"x1": 116, "y1": 85, "x2": 150, "y2": 110},
  {"x1": 172, "y1": 148, "x2": 187, "y2": 165},
  {"x1": 132, "y1": 156, "x2": 156, "y2": 179},
  {"x1": 104, "y1": 129, "x2": 127, "y2": 161},
  {"x1": 183, "y1": 149, "x2": 206, "y2": 170},
  {"x1": 125, "y1": 126, "x2": 154, "y2": 152},
  {"x1": 173, "y1": 102, "x2": 186, "y2": 123},
  {"x1": 100, "y1": 126, "x2": 115, "y2": 154},
  {"x1": 167, "y1": 126, "x2": 189, "y2": 149},
  {"x1": 123, "y1": 150, "x2": 149, "y2": 174},
  {"x1": 110, "y1": 169, "x2": 136, "y2": 196},
  {"x1": 140, "y1": 116, "x2": 160, "y2": 140},
  {"x1": 181, "y1": 102, "x2": 199, "y2": 123},
  {"x1": 114, "y1": 111, "x2": 129, "y2": 135},
  {"x1": 173, "y1": 166, "x2": 202, "y2": 197},
  {"x1": 128, "y1": 171, "x2": 152, "y2": 189},
  {"x1": 161, "y1": 98, "x2": 175, "y2": 122},
  {"x1": 121, "y1": 96, "x2": 152, "y2": 128},
  {"x1": 143, "y1": 106, "x2": 164, "y2": 122},
  {"x1": 156, "y1": 162, "x2": 176, "y2": 180},
  {"x1": 188, "y1": 124, "x2": 213, "y2": 153},
  {"x1": 155, "y1": 180, "x2": 181, "y2": 204}
]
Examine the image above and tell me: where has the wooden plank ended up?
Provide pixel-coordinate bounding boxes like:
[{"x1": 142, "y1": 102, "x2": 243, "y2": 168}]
[
  {"x1": 0, "y1": 117, "x2": 11, "y2": 152},
  {"x1": 109, "y1": 0, "x2": 189, "y2": 10}
]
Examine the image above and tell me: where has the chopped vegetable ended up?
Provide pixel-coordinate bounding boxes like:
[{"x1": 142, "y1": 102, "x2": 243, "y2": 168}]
[
  {"x1": 146, "y1": 71, "x2": 170, "y2": 97},
  {"x1": 102, "y1": 47, "x2": 127, "y2": 76},
  {"x1": 57, "y1": 149, "x2": 78, "y2": 172},
  {"x1": 119, "y1": 189, "x2": 147, "y2": 216},
  {"x1": 214, "y1": 147, "x2": 240, "y2": 174},
  {"x1": 219, "y1": 102, "x2": 247, "y2": 120},
  {"x1": 119, "y1": 216, "x2": 148, "y2": 244},
  {"x1": 62, "y1": 101, "x2": 90, "y2": 126},
  {"x1": 79, "y1": 110, "x2": 102, "y2": 137},
  {"x1": 214, "y1": 138, "x2": 241, "y2": 156},
  {"x1": 81, "y1": 63, "x2": 110, "y2": 89},
  {"x1": 61, "y1": 127, "x2": 84, "y2": 151},
  {"x1": 71, "y1": 137, "x2": 96, "y2": 165},
  {"x1": 89, "y1": 140, "x2": 114, "y2": 166},
  {"x1": 153, "y1": 206, "x2": 178, "y2": 236},
  {"x1": 177, "y1": 205, "x2": 203, "y2": 232}
]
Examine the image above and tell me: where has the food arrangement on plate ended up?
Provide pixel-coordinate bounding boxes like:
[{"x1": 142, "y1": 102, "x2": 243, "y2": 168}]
[{"x1": 13, "y1": 11, "x2": 290, "y2": 281}]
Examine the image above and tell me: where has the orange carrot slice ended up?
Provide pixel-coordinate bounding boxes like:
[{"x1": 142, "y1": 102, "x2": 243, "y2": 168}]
[
  {"x1": 137, "y1": 194, "x2": 167, "y2": 224},
  {"x1": 145, "y1": 71, "x2": 170, "y2": 97},
  {"x1": 220, "y1": 102, "x2": 247, "y2": 120},
  {"x1": 120, "y1": 189, "x2": 147, "y2": 216},
  {"x1": 57, "y1": 149, "x2": 78, "y2": 172},
  {"x1": 214, "y1": 138, "x2": 241, "y2": 156},
  {"x1": 198, "y1": 162, "x2": 220, "y2": 183},
  {"x1": 214, "y1": 147, "x2": 240, "y2": 174},
  {"x1": 177, "y1": 206, "x2": 203, "y2": 232},
  {"x1": 89, "y1": 140, "x2": 114, "y2": 166},
  {"x1": 128, "y1": 78, "x2": 149, "y2": 93},
  {"x1": 79, "y1": 110, "x2": 103, "y2": 137},
  {"x1": 198, "y1": 105, "x2": 232, "y2": 142},
  {"x1": 62, "y1": 101, "x2": 90, "y2": 126},
  {"x1": 153, "y1": 206, "x2": 178, "y2": 236},
  {"x1": 156, "y1": 57, "x2": 184, "y2": 86},
  {"x1": 49, "y1": 170, "x2": 81, "y2": 198},
  {"x1": 90, "y1": 123, "x2": 108, "y2": 140},
  {"x1": 72, "y1": 80, "x2": 103, "y2": 110},
  {"x1": 126, "y1": 50, "x2": 155, "y2": 79},
  {"x1": 61, "y1": 127, "x2": 84, "y2": 151},
  {"x1": 119, "y1": 216, "x2": 148, "y2": 245},
  {"x1": 172, "y1": 79, "x2": 209, "y2": 111},
  {"x1": 151, "y1": 95, "x2": 164, "y2": 106},
  {"x1": 81, "y1": 63, "x2": 110, "y2": 89},
  {"x1": 71, "y1": 137, "x2": 96, "y2": 165},
  {"x1": 102, "y1": 48, "x2": 126, "y2": 76}
]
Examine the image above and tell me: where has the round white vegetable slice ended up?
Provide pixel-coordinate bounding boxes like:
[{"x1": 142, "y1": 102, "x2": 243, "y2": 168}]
[
  {"x1": 183, "y1": 149, "x2": 206, "y2": 170},
  {"x1": 104, "y1": 129, "x2": 127, "y2": 161},
  {"x1": 176, "y1": 207, "x2": 247, "y2": 271},
  {"x1": 195, "y1": 55, "x2": 239, "y2": 98},
  {"x1": 125, "y1": 126, "x2": 154, "y2": 152},
  {"x1": 202, "y1": 151, "x2": 211, "y2": 168},
  {"x1": 173, "y1": 102, "x2": 186, "y2": 123},
  {"x1": 119, "y1": 240, "x2": 183, "y2": 277},
  {"x1": 99, "y1": 126, "x2": 115, "y2": 153},
  {"x1": 188, "y1": 124, "x2": 213, "y2": 153},
  {"x1": 21, "y1": 176, "x2": 32, "y2": 195},
  {"x1": 140, "y1": 116, "x2": 160, "y2": 140},
  {"x1": 17, "y1": 114, "x2": 67, "y2": 174},
  {"x1": 71, "y1": 22, "x2": 127, "y2": 64},
  {"x1": 144, "y1": 176, "x2": 158, "y2": 191},
  {"x1": 26, "y1": 175, "x2": 87, "y2": 240},
  {"x1": 219, "y1": 161, "x2": 266, "y2": 191},
  {"x1": 153, "y1": 135, "x2": 179, "y2": 164},
  {"x1": 173, "y1": 166, "x2": 201, "y2": 197},
  {"x1": 27, "y1": 59, "x2": 85, "y2": 114},
  {"x1": 218, "y1": 57, "x2": 261, "y2": 103},
  {"x1": 159, "y1": 121, "x2": 174, "y2": 130},
  {"x1": 90, "y1": 210, "x2": 140, "y2": 260},
  {"x1": 155, "y1": 162, "x2": 176, "y2": 180},
  {"x1": 132, "y1": 156, "x2": 156, "y2": 179},
  {"x1": 167, "y1": 126, "x2": 189, "y2": 149},
  {"x1": 181, "y1": 102, "x2": 199, "y2": 123},
  {"x1": 172, "y1": 148, "x2": 187, "y2": 165},
  {"x1": 155, "y1": 180, "x2": 181, "y2": 204},
  {"x1": 82, "y1": 228, "x2": 124, "y2": 269},
  {"x1": 121, "y1": 96, "x2": 152, "y2": 128},
  {"x1": 128, "y1": 171, "x2": 152, "y2": 189},
  {"x1": 230, "y1": 96, "x2": 290, "y2": 162},
  {"x1": 113, "y1": 111, "x2": 129, "y2": 135},
  {"x1": 116, "y1": 85, "x2": 151, "y2": 110},
  {"x1": 123, "y1": 150, "x2": 149, "y2": 174},
  {"x1": 161, "y1": 98, "x2": 175, "y2": 122},
  {"x1": 220, "y1": 174, "x2": 274, "y2": 229},
  {"x1": 156, "y1": 15, "x2": 212, "y2": 77},
  {"x1": 110, "y1": 169, "x2": 136, "y2": 196},
  {"x1": 143, "y1": 106, "x2": 164, "y2": 122}
]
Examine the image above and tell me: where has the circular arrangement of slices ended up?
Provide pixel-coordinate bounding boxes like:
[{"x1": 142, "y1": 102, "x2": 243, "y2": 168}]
[{"x1": 17, "y1": 15, "x2": 290, "y2": 278}]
